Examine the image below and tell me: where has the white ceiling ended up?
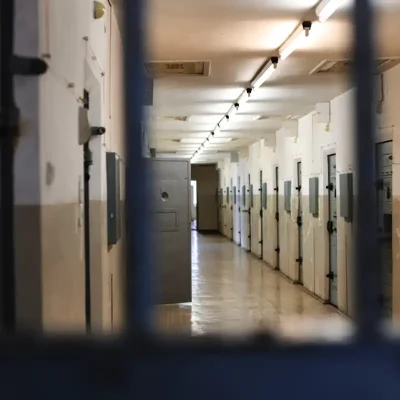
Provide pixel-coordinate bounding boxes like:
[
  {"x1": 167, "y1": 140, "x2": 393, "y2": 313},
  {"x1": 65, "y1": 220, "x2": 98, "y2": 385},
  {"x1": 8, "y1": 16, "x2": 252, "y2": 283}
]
[{"x1": 144, "y1": 0, "x2": 400, "y2": 163}]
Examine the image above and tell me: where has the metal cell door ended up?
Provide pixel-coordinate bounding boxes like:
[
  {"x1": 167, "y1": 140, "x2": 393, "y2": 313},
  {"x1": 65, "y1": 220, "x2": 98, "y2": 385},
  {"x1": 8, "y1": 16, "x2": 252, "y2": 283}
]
[
  {"x1": 327, "y1": 154, "x2": 338, "y2": 307},
  {"x1": 237, "y1": 176, "x2": 241, "y2": 246},
  {"x1": 376, "y1": 141, "x2": 393, "y2": 316},
  {"x1": 230, "y1": 178, "x2": 234, "y2": 240},
  {"x1": 151, "y1": 159, "x2": 191, "y2": 304},
  {"x1": 259, "y1": 170, "x2": 263, "y2": 259},
  {"x1": 248, "y1": 174, "x2": 252, "y2": 252},
  {"x1": 274, "y1": 166, "x2": 280, "y2": 269},
  {"x1": 296, "y1": 162, "x2": 303, "y2": 284}
]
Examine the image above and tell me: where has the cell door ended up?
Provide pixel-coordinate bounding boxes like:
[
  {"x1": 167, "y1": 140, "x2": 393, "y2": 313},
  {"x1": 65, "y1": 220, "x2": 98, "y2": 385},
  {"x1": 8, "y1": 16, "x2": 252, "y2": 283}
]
[
  {"x1": 151, "y1": 159, "x2": 191, "y2": 304},
  {"x1": 376, "y1": 141, "x2": 393, "y2": 316},
  {"x1": 237, "y1": 176, "x2": 241, "y2": 246},
  {"x1": 327, "y1": 154, "x2": 338, "y2": 307},
  {"x1": 259, "y1": 170, "x2": 264, "y2": 259},
  {"x1": 274, "y1": 166, "x2": 280, "y2": 270},
  {"x1": 230, "y1": 178, "x2": 234, "y2": 240},
  {"x1": 248, "y1": 174, "x2": 252, "y2": 251},
  {"x1": 296, "y1": 162, "x2": 303, "y2": 284}
]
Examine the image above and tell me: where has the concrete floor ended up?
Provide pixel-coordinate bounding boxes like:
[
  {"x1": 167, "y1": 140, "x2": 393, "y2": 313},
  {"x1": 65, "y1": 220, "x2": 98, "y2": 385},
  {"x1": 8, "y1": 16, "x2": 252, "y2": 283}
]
[{"x1": 157, "y1": 232, "x2": 340, "y2": 337}]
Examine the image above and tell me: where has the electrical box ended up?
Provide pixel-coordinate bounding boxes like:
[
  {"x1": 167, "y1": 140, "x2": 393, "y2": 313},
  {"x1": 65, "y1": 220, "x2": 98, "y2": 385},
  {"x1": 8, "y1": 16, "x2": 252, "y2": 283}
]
[
  {"x1": 262, "y1": 182, "x2": 267, "y2": 209},
  {"x1": 250, "y1": 185, "x2": 254, "y2": 207},
  {"x1": 284, "y1": 181, "x2": 291, "y2": 212},
  {"x1": 233, "y1": 186, "x2": 237, "y2": 204},
  {"x1": 242, "y1": 185, "x2": 246, "y2": 206},
  {"x1": 106, "y1": 152, "x2": 121, "y2": 246},
  {"x1": 309, "y1": 177, "x2": 319, "y2": 216},
  {"x1": 339, "y1": 173, "x2": 353, "y2": 221}
]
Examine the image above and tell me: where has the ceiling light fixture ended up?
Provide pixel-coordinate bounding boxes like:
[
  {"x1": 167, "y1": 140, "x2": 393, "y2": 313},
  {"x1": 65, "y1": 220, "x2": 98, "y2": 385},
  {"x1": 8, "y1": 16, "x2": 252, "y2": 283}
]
[
  {"x1": 237, "y1": 88, "x2": 253, "y2": 106},
  {"x1": 278, "y1": 21, "x2": 312, "y2": 61},
  {"x1": 251, "y1": 57, "x2": 279, "y2": 89},
  {"x1": 316, "y1": 0, "x2": 345, "y2": 23}
]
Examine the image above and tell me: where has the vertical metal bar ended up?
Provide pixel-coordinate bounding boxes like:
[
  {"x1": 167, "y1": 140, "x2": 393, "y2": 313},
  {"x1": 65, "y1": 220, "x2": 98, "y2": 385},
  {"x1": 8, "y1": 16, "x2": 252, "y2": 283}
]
[
  {"x1": 353, "y1": 0, "x2": 380, "y2": 339},
  {"x1": 0, "y1": 0, "x2": 17, "y2": 332},
  {"x1": 123, "y1": 0, "x2": 153, "y2": 334}
]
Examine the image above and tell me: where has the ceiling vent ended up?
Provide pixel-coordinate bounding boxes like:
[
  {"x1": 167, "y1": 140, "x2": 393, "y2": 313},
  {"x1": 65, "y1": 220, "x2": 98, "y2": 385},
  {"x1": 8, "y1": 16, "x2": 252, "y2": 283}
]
[
  {"x1": 310, "y1": 57, "x2": 400, "y2": 75},
  {"x1": 145, "y1": 61, "x2": 211, "y2": 77}
]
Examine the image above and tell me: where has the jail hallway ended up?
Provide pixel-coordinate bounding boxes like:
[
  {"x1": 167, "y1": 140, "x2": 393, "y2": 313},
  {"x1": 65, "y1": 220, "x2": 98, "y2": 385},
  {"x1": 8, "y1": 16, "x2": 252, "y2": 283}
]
[{"x1": 157, "y1": 232, "x2": 339, "y2": 336}]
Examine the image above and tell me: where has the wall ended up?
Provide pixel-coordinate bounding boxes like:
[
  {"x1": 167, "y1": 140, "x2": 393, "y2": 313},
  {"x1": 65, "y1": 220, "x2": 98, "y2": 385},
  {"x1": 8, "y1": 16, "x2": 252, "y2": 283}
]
[
  {"x1": 218, "y1": 64, "x2": 400, "y2": 318},
  {"x1": 13, "y1": 0, "x2": 126, "y2": 333},
  {"x1": 191, "y1": 165, "x2": 218, "y2": 231}
]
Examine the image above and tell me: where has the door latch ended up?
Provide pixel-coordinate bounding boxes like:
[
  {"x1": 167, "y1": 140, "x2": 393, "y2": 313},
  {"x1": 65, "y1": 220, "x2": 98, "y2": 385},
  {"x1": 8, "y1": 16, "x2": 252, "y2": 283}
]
[{"x1": 326, "y1": 271, "x2": 334, "y2": 280}]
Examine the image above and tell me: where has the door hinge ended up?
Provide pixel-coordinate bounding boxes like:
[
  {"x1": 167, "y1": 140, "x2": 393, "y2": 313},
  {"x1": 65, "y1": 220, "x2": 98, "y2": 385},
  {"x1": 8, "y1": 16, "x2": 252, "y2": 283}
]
[
  {"x1": 275, "y1": 247, "x2": 280, "y2": 253},
  {"x1": 326, "y1": 183, "x2": 334, "y2": 191},
  {"x1": 296, "y1": 216, "x2": 302, "y2": 227},
  {"x1": 274, "y1": 187, "x2": 278, "y2": 192},
  {"x1": 296, "y1": 185, "x2": 301, "y2": 191},
  {"x1": 259, "y1": 209, "x2": 263, "y2": 218},
  {"x1": 326, "y1": 271, "x2": 334, "y2": 280},
  {"x1": 259, "y1": 240, "x2": 263, "y2": 244},
  {"x1": 275, "y1": 212, "x2": 279, "y2": 221},
  {"x1": 248, "y1": 235, "x2": 251, "y2": 239},
  {"x1": 296, "y1": 257, "x2": 303, "y2": 263},
  {"x1": 327, "y1": 220, "x2": 334, "y2": 234}
]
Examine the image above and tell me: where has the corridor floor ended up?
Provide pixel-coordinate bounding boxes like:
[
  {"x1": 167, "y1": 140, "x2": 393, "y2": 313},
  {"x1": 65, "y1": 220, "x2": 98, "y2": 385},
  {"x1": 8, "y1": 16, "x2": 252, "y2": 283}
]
[{"x1": 157, "y1": 232, "x2": 340, "y2": 337}]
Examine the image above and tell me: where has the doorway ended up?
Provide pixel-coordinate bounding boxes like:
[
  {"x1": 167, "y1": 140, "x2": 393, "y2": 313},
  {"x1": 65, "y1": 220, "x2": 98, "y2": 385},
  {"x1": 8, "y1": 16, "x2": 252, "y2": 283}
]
[
  {"x1": 296, "y1": 161, "x2": 303, "y2": 284},
  {"x1": 259, "y1": 170, "x2": 264, "y2": 259},
  {"x1": 274, "y1": 166, "x2": 280, "y2": 270},
  {"x1": 376, "y1": 140, "x2": 393, "y2": 317},
  {"x1": 248, "y1": 174, "x2": 252, "y2": 252},
  {"x1": 191, "y1": 180, "x2": 197, "y2": 230},
  {"x1": 237, "y1": 176, "x2": 241, "y2": 246},
  {"x1": 327, "y1": 154, "x2": 338, "y2": 307}
]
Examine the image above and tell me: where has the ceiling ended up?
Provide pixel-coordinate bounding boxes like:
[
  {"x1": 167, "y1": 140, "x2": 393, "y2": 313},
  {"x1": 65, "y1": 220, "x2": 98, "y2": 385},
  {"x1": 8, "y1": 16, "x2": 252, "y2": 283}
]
[{"x1": 142, "y1": 0, "x2": 400, "y2": 163}]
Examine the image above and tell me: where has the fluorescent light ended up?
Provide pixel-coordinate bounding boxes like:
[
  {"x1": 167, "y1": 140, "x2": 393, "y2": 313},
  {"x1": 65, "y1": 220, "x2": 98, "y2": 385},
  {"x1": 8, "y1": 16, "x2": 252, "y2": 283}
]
[
  {"x1": 251, "y1": 58, "x2": 278, "y2": 89},
  {"x1": 316, "y1": 0, "x2": 345, "y2": 23},
  {"x1": 279, "y1": 22, "x2": 312, "y2": 61}
]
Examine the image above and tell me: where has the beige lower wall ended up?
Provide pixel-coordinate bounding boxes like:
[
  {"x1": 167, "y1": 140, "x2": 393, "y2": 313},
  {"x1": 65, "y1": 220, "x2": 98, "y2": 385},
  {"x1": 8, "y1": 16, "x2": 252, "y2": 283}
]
[
  {"x1": 41, "y1": 203, "x2": 85, "y2": 332},
  {"x1": 13, "y1": 198, "x2": 126, "y2": 334},
  {"x1": 220, "y1": 192, "x2": 354, "y2": 315}
]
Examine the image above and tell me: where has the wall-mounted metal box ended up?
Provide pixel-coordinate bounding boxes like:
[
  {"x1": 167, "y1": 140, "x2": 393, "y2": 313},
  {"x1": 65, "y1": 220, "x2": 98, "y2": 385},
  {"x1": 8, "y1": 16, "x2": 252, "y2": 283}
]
[
  {"x1": 262, "y1": 182, "x2": 267, "y2": 209},
  {"x1": 242, "y1": 185, "x2": 246, "y2": 206},
  {"x1": 340, "y1": 173, "x2": 353, "y2": 221},
  {"x1": 106, "y1": 152, "x2": 121, "y2": 246},
  {"x1": 250, "y1": 184, "x2": 254, "y2": 207},
  {"x1": 284, "y1": 181, "x2": 291, "y2": 212},
  {"x1": 233, "y1": 186, "x2": 237, "y2": 204},
  {"x1": 309, "y1": 177, "x2": 319, "y2": 216}
]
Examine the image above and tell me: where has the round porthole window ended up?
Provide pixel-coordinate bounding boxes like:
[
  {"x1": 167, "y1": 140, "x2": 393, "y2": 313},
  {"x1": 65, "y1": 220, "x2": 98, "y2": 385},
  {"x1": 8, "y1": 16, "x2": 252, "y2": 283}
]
[{"x1": 161, "y1": 191, "x2": 169, "y2": 201}]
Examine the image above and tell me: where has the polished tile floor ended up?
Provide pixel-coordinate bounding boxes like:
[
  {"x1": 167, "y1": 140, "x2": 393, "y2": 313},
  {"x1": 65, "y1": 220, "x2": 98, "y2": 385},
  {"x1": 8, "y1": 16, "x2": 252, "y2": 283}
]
[{"x1": 156, "y1": 232, "x2": 339, "y2": 336}]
